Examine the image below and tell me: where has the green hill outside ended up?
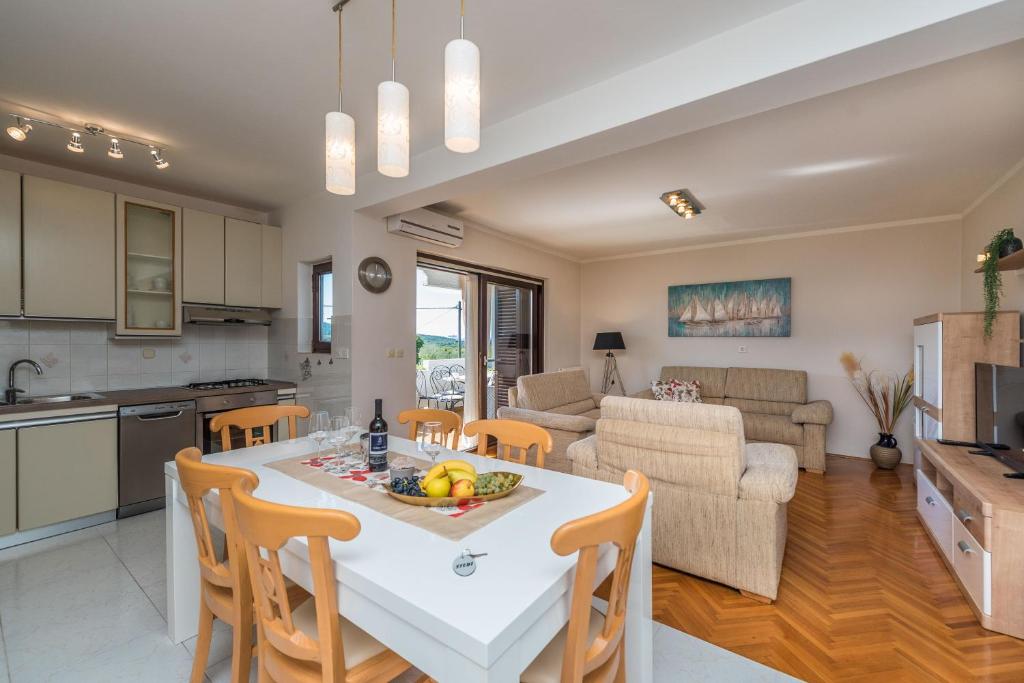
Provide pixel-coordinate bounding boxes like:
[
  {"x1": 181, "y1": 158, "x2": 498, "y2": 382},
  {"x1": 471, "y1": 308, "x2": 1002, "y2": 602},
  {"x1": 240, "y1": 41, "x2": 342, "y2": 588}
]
[{"x1": 417, "y1": 334, "x2": 464, "y2": 363}]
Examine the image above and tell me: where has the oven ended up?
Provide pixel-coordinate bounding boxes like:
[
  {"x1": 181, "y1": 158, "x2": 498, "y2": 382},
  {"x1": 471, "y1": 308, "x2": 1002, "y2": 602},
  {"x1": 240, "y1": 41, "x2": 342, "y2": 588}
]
[{"x1": 196, "y1": 390, "x2": 280, "y2": 454}]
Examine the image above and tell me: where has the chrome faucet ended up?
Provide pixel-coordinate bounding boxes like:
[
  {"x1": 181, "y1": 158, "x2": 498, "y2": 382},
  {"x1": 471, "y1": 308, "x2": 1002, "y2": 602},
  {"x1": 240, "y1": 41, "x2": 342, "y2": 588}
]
[{"x1": 5, "y1": 359, "x2": 43, "y2": 405}]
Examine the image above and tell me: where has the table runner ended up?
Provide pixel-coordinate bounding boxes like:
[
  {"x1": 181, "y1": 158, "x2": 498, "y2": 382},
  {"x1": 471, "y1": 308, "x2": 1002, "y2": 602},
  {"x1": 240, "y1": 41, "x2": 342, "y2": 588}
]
[{"x1": 265, "y1": 449, "x2": 545, "y2": 541}]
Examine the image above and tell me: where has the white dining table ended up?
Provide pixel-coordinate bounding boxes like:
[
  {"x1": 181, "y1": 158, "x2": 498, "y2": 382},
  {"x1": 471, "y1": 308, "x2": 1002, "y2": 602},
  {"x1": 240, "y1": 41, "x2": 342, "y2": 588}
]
[{"x1": 164, "y1": 436, "x2": 653, "y2": 682}]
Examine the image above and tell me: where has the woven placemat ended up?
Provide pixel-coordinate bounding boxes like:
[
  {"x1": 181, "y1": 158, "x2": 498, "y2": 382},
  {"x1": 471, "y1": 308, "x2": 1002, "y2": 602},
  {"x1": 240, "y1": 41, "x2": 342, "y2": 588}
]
[{"x1": 265, "y1": 451, "x2": 544, "y2": 541}]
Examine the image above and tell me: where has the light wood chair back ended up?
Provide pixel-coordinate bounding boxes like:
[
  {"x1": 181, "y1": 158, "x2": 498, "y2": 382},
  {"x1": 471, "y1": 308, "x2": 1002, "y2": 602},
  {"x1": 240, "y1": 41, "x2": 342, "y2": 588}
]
[
  {"x1": 463, "y1": 418, "x2": 553, "y2": 469},
  {"x1": 397, "y1": 408, "x2": 462, "y2": 449},
  {"x1": 232, "y1": 483, "x2": 411, "y2": 683},
  {"x1": 209, "y1": 404, "x2": 311, "y2": 452},
  {"x1": 554, "y1": 470, "x2": 649, "y2": 683},
  {"x1": 175, "y1": 447, "x2": 259, "y2": 683}
]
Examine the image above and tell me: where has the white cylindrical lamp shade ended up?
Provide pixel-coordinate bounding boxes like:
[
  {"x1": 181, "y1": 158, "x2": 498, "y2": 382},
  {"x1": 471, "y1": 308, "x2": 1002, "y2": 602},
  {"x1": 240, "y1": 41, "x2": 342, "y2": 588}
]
[
  {"x1": 377, "y1": 80, "x2": 410, "y2": 177},
  {"x1": 444, "y1": 38, "x2": 480, "y2": 153},
  {"x1": 325, "y1": 111, "x2": 356, "y2": 195}
]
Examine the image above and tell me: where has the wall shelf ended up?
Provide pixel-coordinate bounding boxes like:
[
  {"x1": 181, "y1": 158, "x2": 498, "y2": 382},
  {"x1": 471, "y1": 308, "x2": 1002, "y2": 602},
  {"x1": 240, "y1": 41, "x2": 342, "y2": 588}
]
[
  {"x1": 126, "y1": 289, "x2": 173, "y2": 297},
  {"x1": 974, "y1": 249, "x2": 1024, "y2": 273}
]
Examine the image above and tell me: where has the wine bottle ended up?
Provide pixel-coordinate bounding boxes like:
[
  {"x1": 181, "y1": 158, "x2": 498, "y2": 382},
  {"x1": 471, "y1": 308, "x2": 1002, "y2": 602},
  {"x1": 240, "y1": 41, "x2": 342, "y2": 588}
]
[{"x1": 368, "y1": 398, "x2": 388, "y2": 472}]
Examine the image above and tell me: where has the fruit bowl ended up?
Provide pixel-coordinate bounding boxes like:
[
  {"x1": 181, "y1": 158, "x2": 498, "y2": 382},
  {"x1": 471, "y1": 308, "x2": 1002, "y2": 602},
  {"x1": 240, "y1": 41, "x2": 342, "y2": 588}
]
[{"x1": 384, "y1": 472, "x2": 524, "y2": 507}]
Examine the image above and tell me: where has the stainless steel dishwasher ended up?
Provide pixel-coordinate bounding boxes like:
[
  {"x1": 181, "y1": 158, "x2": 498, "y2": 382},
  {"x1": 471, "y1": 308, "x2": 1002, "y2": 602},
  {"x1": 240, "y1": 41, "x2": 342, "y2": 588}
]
[{"x1": 118, "y1": 401, "x2": 196, "y2": 517}]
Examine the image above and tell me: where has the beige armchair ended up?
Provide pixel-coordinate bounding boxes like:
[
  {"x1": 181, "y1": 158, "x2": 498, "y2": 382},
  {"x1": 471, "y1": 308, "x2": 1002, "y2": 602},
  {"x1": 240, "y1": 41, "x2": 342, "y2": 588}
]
[
  {"x1": 567, "y1": 396, "x2": 798, "y2": 602},
  {"x1": 497, "y1": 369, "x2": 604, "y2": 473}
]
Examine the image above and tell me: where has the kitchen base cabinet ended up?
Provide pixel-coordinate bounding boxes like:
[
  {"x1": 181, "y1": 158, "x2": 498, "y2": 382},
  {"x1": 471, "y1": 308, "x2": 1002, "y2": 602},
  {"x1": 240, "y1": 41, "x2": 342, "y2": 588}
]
[
  {"x1": 0, "y1": 430, "x2": 15, "y2": 536},
  {"x1": 17, "y1": 418, "x2": 118, "y2": 531}
]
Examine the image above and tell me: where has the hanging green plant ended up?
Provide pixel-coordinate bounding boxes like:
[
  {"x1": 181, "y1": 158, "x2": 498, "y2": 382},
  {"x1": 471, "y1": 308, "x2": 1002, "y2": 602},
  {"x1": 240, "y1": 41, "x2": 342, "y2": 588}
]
[{"x1": 982, "y1": 228, "x2": 1016, "y2": 338}]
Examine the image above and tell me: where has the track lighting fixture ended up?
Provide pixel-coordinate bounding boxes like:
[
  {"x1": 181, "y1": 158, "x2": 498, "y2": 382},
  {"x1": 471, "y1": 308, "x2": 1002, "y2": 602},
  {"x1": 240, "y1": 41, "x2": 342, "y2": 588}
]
[
  {"x1": 66, "y1": 132, "x2": 84, "y2": 153},
  {"x1": 150, "y1": 149, "x2": 169, "y2": 170},
  {"x1": 5, "y1": 117, "x2": 31, "y2": 142},
  {"x1": 660, "y1": 189, "x2": 705, "y2": 220},
  {"x1": 5, "y1": 111, "x2": 169, "y2": 169}
]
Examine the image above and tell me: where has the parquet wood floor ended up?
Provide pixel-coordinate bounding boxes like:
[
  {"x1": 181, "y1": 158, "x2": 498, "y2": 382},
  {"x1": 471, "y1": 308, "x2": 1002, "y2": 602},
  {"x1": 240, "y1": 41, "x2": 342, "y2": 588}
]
[{"x1": 650, "y1": 455, "x2": 1024, "y2": 682}]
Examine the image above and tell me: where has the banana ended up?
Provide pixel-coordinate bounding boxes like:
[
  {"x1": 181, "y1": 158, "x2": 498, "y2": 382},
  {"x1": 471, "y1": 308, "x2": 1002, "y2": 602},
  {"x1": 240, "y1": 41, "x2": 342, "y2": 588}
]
[
  {"x1": 437, "y1": 459, "x2": 476, "y2": 476},
  {"x1": 447, "y1": 469, "x2": 477, "y2": 484}
]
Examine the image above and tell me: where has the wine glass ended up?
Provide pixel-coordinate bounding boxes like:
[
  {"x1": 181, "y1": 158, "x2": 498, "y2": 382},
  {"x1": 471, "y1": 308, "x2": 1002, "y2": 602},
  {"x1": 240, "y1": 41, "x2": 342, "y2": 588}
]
[
  {"x1": 309, "y1": 410, "x2": 330, "y2": 458},
  {"x1": 420, "y1": 421, "x2": 443, "y2": 464},
  {"x1": 346, "y1": 405, "x2": 364, "y2": 440},
  {"x1": 328, "y1": 415, "x2": 350, "y2": 455}
]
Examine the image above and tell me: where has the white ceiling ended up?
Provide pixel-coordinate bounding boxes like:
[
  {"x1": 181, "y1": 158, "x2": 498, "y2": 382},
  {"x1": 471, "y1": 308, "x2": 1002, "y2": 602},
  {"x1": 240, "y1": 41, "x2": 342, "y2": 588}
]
[
  {"x1": 438, "y1": 39, "x2": 1024, "y2": 260},
  {"x1": 0, "y1": 0, "x2": 799, "y2": 211}
]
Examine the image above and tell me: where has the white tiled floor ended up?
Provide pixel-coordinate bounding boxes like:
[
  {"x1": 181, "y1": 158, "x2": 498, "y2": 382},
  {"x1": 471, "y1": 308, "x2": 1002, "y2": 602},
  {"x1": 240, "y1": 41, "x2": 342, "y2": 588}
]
[{"x1": 0, "y1": 511, "x2": 795, "y2": 682}]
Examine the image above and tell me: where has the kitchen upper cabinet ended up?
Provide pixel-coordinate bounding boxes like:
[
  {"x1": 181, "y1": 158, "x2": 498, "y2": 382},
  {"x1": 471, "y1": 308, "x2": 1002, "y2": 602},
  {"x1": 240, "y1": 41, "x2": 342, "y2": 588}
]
[
  {"x1": 261, "y1": 224, "x2": 283, "y2": 309},
  {"x1": 116, "y1": 195, "x2": 183, "y2": 336},
  {"x1": 183, "y1": 208, "x2": 225, "y2": 305},
  {"x1": 23, "y1": 176, "x2": 115, "y2": 319},
  {"x1": 17, "y1": 418, "x2": 117, "y2": 531},
  {"x1": 0, "y1": 429, "x2": 15, "y2": 537},
  {"x1": 225, "y1": 218, "x2": 262, "y2": 307},
  {"x1": 0, "y1": 171, "x2": 20, "y2": 316}
]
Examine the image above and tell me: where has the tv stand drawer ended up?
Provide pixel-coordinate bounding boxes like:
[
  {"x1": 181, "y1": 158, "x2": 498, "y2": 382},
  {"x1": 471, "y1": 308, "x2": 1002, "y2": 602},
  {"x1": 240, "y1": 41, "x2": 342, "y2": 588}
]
[
  {"x1": 953, "y1": 520, "x2": 992, "y2": 615},
  {"x1": 916, "y1": 470, "x2": 952, "y2": 562},
  {"x1": 953, "y1": 485, "x2": 989, "y2": 550}
]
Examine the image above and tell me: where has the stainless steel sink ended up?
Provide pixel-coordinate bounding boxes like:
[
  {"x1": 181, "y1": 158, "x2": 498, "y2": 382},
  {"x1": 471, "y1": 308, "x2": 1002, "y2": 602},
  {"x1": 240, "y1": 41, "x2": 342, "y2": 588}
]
[{"x1": 13, "y1": 392, "x2": 105, "y2": 405}]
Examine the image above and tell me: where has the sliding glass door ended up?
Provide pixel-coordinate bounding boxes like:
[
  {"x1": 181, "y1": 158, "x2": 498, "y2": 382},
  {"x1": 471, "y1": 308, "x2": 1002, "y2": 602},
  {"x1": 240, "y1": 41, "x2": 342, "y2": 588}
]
[{"x1": 480, "y1": 276, "x2": 542, "y2": 419}]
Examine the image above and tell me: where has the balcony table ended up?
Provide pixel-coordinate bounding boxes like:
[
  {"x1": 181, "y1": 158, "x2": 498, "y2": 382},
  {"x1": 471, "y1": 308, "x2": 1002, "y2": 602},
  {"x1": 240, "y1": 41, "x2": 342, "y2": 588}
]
[{"x1": 164, "y1": 435, "x2": 653, "y2": 682}]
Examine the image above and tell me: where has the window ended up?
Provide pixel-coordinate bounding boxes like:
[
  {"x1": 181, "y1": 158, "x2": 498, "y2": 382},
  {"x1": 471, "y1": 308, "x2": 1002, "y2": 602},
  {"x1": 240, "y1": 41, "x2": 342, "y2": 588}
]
[{"x1": 312, "y1": 261, "x2": 333, "y2": 353}]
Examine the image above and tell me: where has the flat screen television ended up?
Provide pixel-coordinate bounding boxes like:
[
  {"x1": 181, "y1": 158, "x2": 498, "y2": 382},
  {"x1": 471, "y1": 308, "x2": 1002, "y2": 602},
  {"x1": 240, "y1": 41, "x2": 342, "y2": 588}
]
[{"x1": 975, "y1": 362, "x2": 1024, "y2": 475}]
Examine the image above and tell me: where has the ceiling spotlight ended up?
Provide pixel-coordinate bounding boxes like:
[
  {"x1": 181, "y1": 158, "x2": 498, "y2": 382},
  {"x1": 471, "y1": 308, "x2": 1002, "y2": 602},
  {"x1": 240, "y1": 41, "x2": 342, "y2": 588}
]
[
  {"x1": 66, "y1": 132, "x2": 84, "y2": 153},
  {"x1": 660, "y1": 188, "x2": 704, "y2": 219},
  {"x1": 150, "y1": 148, "x2": 169, "y2": 169},
  {"x1": 107, "y1": 138, "x2": 124, "y2": 159},
  {"x1": 5, "y1": 117, "x2": 31, "y2": 142}
]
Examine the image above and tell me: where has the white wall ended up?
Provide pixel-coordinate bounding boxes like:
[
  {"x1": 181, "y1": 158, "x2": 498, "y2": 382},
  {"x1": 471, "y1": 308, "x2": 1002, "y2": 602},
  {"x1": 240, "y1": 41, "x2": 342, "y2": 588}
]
[
  {"x1": 579, "y1": 219, "x2": 963, "y2": 460},
  {"x1": 961, "y1": 161, "x2": 1024, "y2": 313},
  {"x1": 348, "y1": 216, "x2": 582, "y2": 428}
]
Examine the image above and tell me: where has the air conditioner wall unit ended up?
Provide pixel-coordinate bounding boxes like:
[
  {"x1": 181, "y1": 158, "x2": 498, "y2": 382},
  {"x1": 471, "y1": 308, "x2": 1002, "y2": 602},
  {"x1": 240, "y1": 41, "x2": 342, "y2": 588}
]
[{"x1": 386, "y1": 208, "x2": 464, "y2": 248}]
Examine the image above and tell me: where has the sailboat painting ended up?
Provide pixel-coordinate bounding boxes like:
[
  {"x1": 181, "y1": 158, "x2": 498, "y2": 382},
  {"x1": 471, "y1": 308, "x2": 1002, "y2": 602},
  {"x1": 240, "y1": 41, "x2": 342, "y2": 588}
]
[{"x1": 668, "y1": 277, "x2": 791, "y2": 337}]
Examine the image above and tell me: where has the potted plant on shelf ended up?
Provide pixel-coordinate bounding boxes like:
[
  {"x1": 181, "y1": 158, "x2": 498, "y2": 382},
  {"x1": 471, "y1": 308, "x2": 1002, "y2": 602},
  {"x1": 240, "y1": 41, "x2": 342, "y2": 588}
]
[
  {"x1": 839, "y1": 353, "x2": 914, "y2": 469},
  {"x1": 981, "y1": 228, "x2": 1022, "y2": 339}
]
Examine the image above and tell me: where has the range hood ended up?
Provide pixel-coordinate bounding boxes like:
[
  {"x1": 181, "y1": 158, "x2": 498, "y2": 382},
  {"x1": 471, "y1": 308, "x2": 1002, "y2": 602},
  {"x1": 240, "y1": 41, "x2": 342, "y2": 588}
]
[{"x1": 183, "y1": 306, "x2": 272, "y2": 326}]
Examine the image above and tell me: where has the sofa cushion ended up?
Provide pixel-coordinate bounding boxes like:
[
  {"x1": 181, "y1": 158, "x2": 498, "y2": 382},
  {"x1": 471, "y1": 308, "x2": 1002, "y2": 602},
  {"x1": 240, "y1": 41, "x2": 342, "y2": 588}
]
[
  {"x1": 743, "y1": 412, "x2": 804, "y2": 446},
  {"x1": 517, "y1": 369, "x2": 595, "y2": 413},
  {"x1": 725, "y1": 367, "x2": 807, "y2": 404},
  {"x1": 548, "y1": 398, "x2": 600, "y2": 416},
  {"x1": 724, "y1": 397, "x2": 800, "y2": 418},
  {"x1": 651, "y1": 378, "x2": 703, "y2": 403},
  {"x1": 659, "y1": 366, "x2": 728, "y2": 399}
]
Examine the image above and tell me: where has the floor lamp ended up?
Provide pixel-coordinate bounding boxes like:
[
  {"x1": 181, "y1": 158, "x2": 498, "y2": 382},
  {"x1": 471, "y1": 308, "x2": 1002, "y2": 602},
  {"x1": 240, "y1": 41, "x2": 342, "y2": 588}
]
[{"x1": 594, "y1": 331, "x2": 626, "y2": 395}]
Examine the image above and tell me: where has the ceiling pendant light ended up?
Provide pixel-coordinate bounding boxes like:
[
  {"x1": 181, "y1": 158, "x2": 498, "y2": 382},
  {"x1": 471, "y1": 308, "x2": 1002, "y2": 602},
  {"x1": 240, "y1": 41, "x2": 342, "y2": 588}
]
[
  {"x1": 107, "y1": 138, "x2": 124, "y2": 159},
  {"x1": 326, "y1": 3, "x2": 356, "y2": 195},
  {"x1": 5, "y1": 116, "x2": 31, "y2": 142},
  {"x1": 444, "y1": 0, "x2": 480, "y2": 153},
  {"x1": 377, "y1": 0, "x2": 410, "y2": 178},
  {"x1": 66, "y1": 132, "x2": 84, "y2": 153}
]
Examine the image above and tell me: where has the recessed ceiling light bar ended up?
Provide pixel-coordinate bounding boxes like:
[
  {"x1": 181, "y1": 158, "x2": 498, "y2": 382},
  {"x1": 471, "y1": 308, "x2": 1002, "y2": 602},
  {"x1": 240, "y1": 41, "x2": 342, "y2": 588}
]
[
  {"x1": 660, "y1": 188, "x2": 705, "y2": 220},
  {"x1": 4, "y1": 111, "x2": 169, "y2": 167}
]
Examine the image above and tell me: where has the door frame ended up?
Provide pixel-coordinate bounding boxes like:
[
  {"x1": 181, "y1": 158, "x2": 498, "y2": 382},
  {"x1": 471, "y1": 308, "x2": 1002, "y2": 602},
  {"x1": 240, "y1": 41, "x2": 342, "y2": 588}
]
[{"x1": 478, "y1": 273, "x2": 544, "y2": 418}]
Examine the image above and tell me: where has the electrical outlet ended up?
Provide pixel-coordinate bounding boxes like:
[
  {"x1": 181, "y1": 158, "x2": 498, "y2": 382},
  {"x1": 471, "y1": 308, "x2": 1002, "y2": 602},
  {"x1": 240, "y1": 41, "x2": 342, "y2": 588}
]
[{"x1": 738, "y1": 345, "x2": 748, "y2": 353}]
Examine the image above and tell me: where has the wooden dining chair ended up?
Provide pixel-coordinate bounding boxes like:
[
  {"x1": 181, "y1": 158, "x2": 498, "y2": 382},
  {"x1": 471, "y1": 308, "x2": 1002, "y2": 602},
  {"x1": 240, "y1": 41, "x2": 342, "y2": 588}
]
[
  {"x1": 232, "y1": 482, "x2": 418, "y2": 683},
  {"x1": 175, "y1": 447, "x2": 260, "y2": 683},
  {"x1": 464, "y1": 418, "x2": 554, "y2": 469},
  {"x1": 521, "y1": 470, "x2": 650, "y2": 683},
  {"x1": 209, "y1": 404, "x2": 311, "y2": 452},
  {"x1": 396, "y1": 408, "x2": 462, "y2": 449}
]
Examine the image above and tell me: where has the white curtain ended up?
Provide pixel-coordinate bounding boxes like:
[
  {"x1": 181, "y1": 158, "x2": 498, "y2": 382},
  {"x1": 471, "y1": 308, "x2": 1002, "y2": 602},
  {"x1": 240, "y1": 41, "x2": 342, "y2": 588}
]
[{"x1": 460, "y1": 273, "x2": 479, "y2": 449}]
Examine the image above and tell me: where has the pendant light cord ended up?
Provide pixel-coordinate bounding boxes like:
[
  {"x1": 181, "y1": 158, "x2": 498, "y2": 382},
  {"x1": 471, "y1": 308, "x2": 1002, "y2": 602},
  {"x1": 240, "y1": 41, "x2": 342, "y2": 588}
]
[
  {"x1": 460, "y1": 0, "x2": 465, "y2": 38},
  {"x1": 337, "y1": 8, "x2": 344, "y2": 110},
  {"x1": 391, "y1": 0, "x2": 397, "y2": 81}
]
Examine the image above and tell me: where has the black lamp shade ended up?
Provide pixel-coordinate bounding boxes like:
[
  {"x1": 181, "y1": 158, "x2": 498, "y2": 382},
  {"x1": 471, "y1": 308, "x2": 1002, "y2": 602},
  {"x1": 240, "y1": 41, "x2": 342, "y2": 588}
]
[{"x1": 593, "y1": 331, "x2": 625, "y2": 351}]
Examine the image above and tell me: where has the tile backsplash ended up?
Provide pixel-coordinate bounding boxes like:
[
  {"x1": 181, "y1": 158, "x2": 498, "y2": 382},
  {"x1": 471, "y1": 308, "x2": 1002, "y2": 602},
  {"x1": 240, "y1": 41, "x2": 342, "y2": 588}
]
[{"x1": 0, "y1": 320, "x2": 270, "y2": 395}]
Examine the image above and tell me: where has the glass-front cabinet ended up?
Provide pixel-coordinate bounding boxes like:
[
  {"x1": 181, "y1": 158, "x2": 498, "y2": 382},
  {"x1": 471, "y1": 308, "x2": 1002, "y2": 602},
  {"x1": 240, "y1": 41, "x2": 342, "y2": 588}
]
[{"x1": 116, "y1": 195, "x2": 182, "y2": 336}]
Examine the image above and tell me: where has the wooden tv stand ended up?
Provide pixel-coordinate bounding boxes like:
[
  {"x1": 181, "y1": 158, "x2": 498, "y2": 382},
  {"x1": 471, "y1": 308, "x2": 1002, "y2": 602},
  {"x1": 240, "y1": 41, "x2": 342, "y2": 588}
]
[{"x1": 915, "y1": 439, "x2": 1024, "y2": 639}]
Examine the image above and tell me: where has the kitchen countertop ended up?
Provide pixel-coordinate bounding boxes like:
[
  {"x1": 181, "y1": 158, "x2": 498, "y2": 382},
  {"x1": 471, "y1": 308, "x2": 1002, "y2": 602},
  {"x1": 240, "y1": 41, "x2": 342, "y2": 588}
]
[{"x1": 0, "y1": 379, "x2": 297, "y2": 421}]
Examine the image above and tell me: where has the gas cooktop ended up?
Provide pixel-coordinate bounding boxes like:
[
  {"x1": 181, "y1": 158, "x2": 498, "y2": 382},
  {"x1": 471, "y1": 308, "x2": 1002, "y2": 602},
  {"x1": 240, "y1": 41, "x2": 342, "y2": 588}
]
[{"x1": 184, "y1": 378, "x2": 269, "y2": 391}]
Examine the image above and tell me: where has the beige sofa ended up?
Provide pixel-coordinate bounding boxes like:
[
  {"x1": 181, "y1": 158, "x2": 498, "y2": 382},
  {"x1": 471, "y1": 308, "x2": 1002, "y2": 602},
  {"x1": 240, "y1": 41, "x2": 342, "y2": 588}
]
[
  {"x1": 568, "y1": 396, "x2": 798, "y2": 602},
  {"x1": 634, "y1": 366, "x2": 832, "y2": 473},
  {"x1": 497, "y1": 369, "x2": 604, "y2": 473}
]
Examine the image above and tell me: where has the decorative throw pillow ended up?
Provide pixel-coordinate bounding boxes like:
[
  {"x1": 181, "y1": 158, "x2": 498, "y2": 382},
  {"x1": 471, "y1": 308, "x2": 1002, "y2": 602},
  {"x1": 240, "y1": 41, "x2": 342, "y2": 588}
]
[{"x1": 651, "y1": 378, "x2": 703, "y2": 403}]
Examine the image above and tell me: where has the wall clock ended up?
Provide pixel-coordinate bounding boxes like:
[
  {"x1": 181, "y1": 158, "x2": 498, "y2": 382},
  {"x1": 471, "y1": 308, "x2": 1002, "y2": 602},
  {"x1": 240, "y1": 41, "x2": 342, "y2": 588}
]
[{"x1": 357, "y1": 256, "x2": 393, "y2": 293}]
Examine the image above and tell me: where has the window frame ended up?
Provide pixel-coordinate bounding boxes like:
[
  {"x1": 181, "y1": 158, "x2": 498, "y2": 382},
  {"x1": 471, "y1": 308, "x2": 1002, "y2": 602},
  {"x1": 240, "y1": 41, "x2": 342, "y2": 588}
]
[{"x1": 311, "y1": 261, "x2": 332, "y2": 354}]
